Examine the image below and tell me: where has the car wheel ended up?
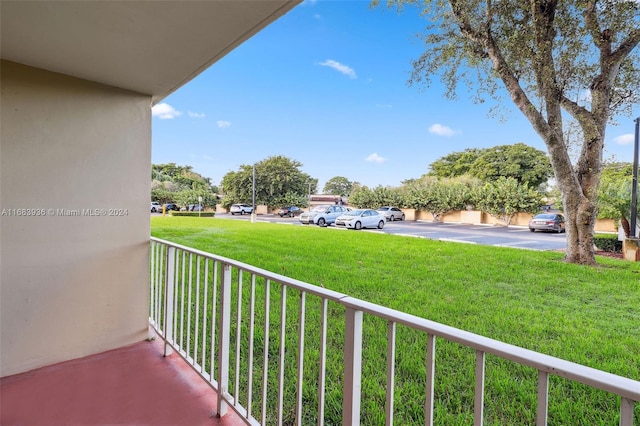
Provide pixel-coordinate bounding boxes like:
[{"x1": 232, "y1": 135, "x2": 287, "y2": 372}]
[
  {"x1": 240, "y1": 210, "x2": 244, "y2": 215},
  {"x1": 378, "y1": 221, "x2": 384, "y2": 229},
  {"x1": 389, "y1": 215, "x2": 395, "y2": 221},
  {"x1": 354, "y1": 221, "x2": 362, "y2": 230},
  {"x1": 289, "y1": 212, "x2": 294, "y2": 218},
  {"x1": 529, "y1": 228, "x2": 535, "y2": 232},
  {"x1": 400, "y1": 214, "x2": 405, "y2": 221},
  {"x1": 317, "y1": 217, "x2": 326, "y2": 227}
]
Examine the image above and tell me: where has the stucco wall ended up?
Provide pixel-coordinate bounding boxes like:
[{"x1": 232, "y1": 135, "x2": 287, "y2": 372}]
[
  {"x1": 1, "y1": 61, "x2": 151, "y2": 376},
  {"x1": 405, "y1": 208, "x2": 616, "y2": 232}
]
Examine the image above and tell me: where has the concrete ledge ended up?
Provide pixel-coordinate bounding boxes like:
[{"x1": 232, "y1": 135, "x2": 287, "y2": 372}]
[{"x1": 623, "y1": 238, "x2": 640, "y2": 261}]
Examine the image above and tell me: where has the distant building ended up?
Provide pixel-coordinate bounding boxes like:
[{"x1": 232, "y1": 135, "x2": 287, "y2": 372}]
[{"x1": 309, "y1": 194, "x2": 347, "y2": 207}]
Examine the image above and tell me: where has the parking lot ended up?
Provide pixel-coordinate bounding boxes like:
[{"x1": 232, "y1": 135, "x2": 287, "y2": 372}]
[{"x1": 214, "y1": 212, "x2": 568, "y2": 251}]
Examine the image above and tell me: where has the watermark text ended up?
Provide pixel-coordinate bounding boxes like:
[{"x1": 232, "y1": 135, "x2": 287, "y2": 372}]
[{"x1": 1, "y1": 208, "x2": 129, "y2": 217}]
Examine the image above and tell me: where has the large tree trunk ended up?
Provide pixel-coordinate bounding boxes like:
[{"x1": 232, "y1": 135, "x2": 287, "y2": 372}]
[
  {"x1": 621, "y1": 217, "x2": 631, "y2": 238},
  {"x1": 441, "y1": 0, "x2": 640, "y2": 264},
  {"x1": 562, "y1": 192, "x2": 598, "y2": 264}
]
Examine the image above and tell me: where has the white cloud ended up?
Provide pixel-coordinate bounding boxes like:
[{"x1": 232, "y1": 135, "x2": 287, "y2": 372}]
[
  {"x1": 188, "y1": 111, "x2": 205, "y2": 118},
  {"x1": 428, "y1": 123, "x2": 459, "y2": 137},
  {"x1": 152, "y1": 103, "x2": 182, "y2": 119},
  {"x1": 217, "y1": 120, "x2": 231, "y2": 129},
  {"x1": 319, "y1": 59, "x2": 357, "y2": 79},
  {"x1": 365, "y1": 153, "x2": 387, "y2": 163},
  {"x1": 613, "y1": 133, "x2": 634, "y2": 145}
]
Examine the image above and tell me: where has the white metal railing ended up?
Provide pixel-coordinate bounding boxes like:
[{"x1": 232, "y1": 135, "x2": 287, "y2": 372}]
[{"x1": 149, "y1": 237, "x2": 639, "y2": 425}]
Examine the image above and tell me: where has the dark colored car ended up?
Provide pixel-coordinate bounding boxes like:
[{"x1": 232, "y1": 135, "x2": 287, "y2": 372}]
[
  {"x1": 163, "y1": 203, "x2": 180, "y2": 211},
  {"x1": 277, "y1": 206, "x2": 302, "y2": 217},
  {"x1": 529, "y1": 213, "x2": 565, "y2": 233}
]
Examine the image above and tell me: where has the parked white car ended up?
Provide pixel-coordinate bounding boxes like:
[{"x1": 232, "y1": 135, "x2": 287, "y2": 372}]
[
  {"x1": 376, "y1": 206, "x2": 405, "y2": 221},
  {"x1": 335, "y1": 209, "x2": 386, "y2": 230},
  {"x1": 230, "y1": 204, "x2": 253, "y2": 215},
  {"x1": 150, "y1": 201, "x2": 161, "y2": 212},
  {"x1": 299, "y1": 205, "x2": 349, "y2": 227}
]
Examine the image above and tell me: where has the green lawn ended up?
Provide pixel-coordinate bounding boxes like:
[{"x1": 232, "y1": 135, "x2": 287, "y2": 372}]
[{"x1": 151, "y1": 216, "x2": 640, "y2": 425}]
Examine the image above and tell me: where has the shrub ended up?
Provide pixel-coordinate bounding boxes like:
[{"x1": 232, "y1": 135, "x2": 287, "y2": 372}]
[
  {"x1": 169, "y1": 211, "x2": 215, "y2": 218},
  {"x1": 593, "y1": 233, "x2": 622, "y2": 252}
]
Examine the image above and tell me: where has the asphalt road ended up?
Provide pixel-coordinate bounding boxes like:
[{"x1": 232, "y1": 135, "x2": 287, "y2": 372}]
[{"x1": 213, "y1": 213, "x2": 567, "y2": 252}]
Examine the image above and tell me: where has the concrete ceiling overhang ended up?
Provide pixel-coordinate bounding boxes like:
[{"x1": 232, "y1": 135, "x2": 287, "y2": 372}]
[{"x1": 1, "y1": 0, "x2": 301, "y2": 104}]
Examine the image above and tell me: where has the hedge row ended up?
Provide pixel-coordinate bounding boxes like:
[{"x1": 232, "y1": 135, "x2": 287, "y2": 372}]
[
  {"x1": 168, "y1": 211, "x2": 215, "y2": 217},
  {"x1": 593, "y1": 233, "x2": 622, "y2": 252}
]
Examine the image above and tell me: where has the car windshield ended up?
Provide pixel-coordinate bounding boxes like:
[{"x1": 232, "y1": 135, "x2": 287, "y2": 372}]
[
  {"x1": 377, "y1": 207, "x2": 390, "y2": 211},
  {"x1": 534, "y1": 214, "x2": 557, "y2": 219},
  {"x1": 311, "y1": 205, "x2": 329, "y2": 212},
  {"x1": 343, "y1": 209, "x2": 364, "y2": 216}
]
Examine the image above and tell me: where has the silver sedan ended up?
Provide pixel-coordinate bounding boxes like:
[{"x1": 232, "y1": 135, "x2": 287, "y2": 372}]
[{"x1": 376, "y1": 206, "x2": 405, "y2": 221}]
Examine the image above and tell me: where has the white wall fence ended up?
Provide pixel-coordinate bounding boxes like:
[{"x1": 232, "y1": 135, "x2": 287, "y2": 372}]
[{"x1": 149, "y1": 237, "x2": 639, "y2": 425}]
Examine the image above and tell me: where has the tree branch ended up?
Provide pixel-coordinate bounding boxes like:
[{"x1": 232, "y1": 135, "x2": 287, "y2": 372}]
[
  {"x1": 583, "y1": 0, "x2": 603, "y2": 49},
  {"x1": 610, "y1": 28, "x2": 640, "y2": 65}
]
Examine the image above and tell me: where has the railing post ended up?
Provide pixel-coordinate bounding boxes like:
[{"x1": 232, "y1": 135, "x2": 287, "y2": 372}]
[
  {"x1": 425, "y1": 334, "x2": 436, "y2": 426},
  {"x1": 343, "y1": 307, "x2": 363, "y2": 426},
  {"x1": 163, "y1": 246, "x2": 176, "y2": 356},
  {"x1": 619, "y1": 397, "x2": 634, "y2": 426},
  {"x1": 385, "y1": 321, "x2": 396, "y2": 426},
  {"x1": 536, "y1": 371, "x2": 549, "y2": 426},
  {"x1": 474, "y1": 350, "x2": 485, "y2": 426},
  {"x1": 217, "y1": 262, "x2": 232, "y2": 417}
]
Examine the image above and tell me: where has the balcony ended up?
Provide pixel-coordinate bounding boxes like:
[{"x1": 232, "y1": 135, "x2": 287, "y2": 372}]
[
  {"x1": 0, "y1": 330, "x2": 245, "y2": 426},
  {"x1": 2, "y1": 238, "x2": 638, "y2": 425}
]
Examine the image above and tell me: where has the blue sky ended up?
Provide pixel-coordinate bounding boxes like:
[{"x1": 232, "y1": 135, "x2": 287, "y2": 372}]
[{"x1": 151, "y1": 0, "x2": 638, "y2": 189}]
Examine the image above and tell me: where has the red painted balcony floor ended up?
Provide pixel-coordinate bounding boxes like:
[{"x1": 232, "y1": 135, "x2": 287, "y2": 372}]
[{"x1": 1, "y1": 335, "x2": 246, "y2": 426}]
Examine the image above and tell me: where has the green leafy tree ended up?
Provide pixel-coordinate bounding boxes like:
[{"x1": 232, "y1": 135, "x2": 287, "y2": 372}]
[
  {"x1": 470, "y1": 144, "x2": 553, "y2": 189},
  {"x1": 428, "y1": 148, "x2": 483, "y2": 178},
  {"x1": 152, "y1": 163, "x2": 213, "y2": 190},
  {"x1": 405, "y1": 177, "x2": 477, "y2": 221},
  {"x1": 221, "y1": 156, "x2": 316, "y2": 209},
  {"x1": 323, "y1": 176, "x2": 358, "y2": 196},
  {"x1": 173, "y1": 188, "x2": 218, "y2": 209},
  {"x1": 150, "y1": 188, "x2": 174, "y2": 205},
  {"x1": 271, "y1": 192, "x2": 311, "y2": 209},
  {"x1": 474, "y1": 178, "x2": 542, "y2": 225},
  {"x1": 348, "y1": 186, "x2": 376, "y2": 208},
  {"x1": 150, "y1": 163, "x2": 217, "y2": 207},
  {"x1": 375, "y1": 0, "x2": 640, "y2": 264},
  {"x1": 349, "y1": 185, "x2": 403, "y2": 208},
  {"x1": 428, "y1": 144, "x2": 553, "y2": 189},
  {"x1": 598, "y1": 162, "x2": 634, "y2": 237}
]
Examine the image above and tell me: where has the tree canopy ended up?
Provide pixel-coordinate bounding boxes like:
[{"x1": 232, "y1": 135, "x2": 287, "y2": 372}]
[
  {"x1": 474, "y1": 177, "x2": 542, "y2": 225},
  {"x1": 597, "y1": 162, "x2": 635, "y2": 236},
  {"x1": 220, "y1": 155, "x2": 316, "y2": 209},
  {"x1": 151, "y1": 163, "x2": 217, "y2": 206},
  {"x1": 323, "y1": 176, "x2": 358, "y2": 196},
  {"x1": 375, "y1": 0, "x2": 640, "y2": 264},
  {"x1": 428, "y1": 143, "x2": 553, "y2": 189}
]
